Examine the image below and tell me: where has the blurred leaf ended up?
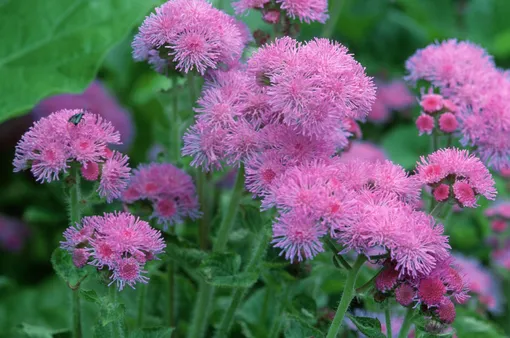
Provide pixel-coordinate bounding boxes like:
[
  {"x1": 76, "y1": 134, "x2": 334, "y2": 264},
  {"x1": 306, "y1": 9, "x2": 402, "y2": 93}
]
[
  {"x1": 165, "y1": 241, "x2": 208, "y2": 270},
  {"x1": 283, "y1": 314, "x2": 324, "y2": 338},
  {"x1": 98, "y1": 296, "x2": 125, "y2": 327},
  {"x1": 238, "y1": 202, "x2": 264, "y2": 233},
  {"x1": 346, "y1": 315, "x2": 385, "y2": 338},
  {"x1": 14, "y1": 323, "x2": 69, "y2": 338},
  {"x1": 80, "y1": 289, "x2": 100, "y2": 304},
  {"x1": 491, "y1": 29, "x2": 510, "y2": 58},
  {"x1": 50, "y1": 248, "x2": 88, "y2": 287},
  {"x1": 453, "y1": 314, "x2": 505, "y2": 338},
  {"x1": 200, "y1": 252, "x2": 258, "y2": 288},
  {"x1": 0, "y1": 0, "x2": 160, "y2": 123},
  {"x1": 129, "y1": 327, "x2": 175, "y2": 338},
  {"x1": 382, "y1": 125, "x2": 429, "y2": 169}
]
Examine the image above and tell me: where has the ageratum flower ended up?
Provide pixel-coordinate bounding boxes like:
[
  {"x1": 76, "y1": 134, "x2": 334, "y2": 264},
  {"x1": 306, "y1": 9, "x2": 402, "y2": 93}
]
[
  {"x1": 122, "y1": 163, "x2": 201, "y2": 226},
  {"x1": 61, "y1": 212, "x2": 165, "y2": 290},
  {"x1": 133, "y1": 0, "x2": 245, "y2": 74},
  {"x1": 13, "y1": 109, "x2": 131, "y2": 202}
]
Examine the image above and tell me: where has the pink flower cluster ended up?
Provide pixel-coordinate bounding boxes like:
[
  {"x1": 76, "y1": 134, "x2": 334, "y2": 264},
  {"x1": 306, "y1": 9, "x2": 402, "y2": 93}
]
[
  {"x1": 453, "y1": 254, "x2": 503, "y2": 314},
  {"x1": 32, "y1": 81, "x2": 134, "y2": 150},
  {"x1": 122, "y1": 163, "x2": 201, "y2": 226},
  {"x1": 415, "y1": 89, "x2": 458, "y2": 136},
  {"x1": 0, "y1": 214, "x2": 30, "y2": 253},
  {"x1": 416, "y1": 148, "x2": 496, "y2": 207},
  {"x1": 368, "y1": 79, "x2": 415, "y2": 124},
  {"x1": 486, "y1": 201, "x2": 510, "y2": 233},
  {"x1": 132, "y1": 0, "x2": 247, "y2": 75},
  {"x1": 13, "y1": 109, "x2": 131, "y2": 202},
  {"x1": 376, "y1": 258, "x2": 469, "y2": 325},
  {"x1": 406, "y1": 39, "x2": 510, "y2": 170},
  {"x1": 337, "y1": 141, "x2": 387, "y2": 164},
  {"x1": 61, "y1": 212, "x2": 166, "y2": 290},
  {"x1": 183, "y1": 37, "x2": 376, "y2": 173},
  {"x1": 233, "y1": 0, "x2": 329, "y2": 24}
]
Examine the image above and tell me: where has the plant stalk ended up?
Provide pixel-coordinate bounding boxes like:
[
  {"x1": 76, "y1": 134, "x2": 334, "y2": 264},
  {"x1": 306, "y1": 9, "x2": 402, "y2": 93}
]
[
  {"x1": 214, "y1": 222, "x2": 270, "y2": 338},
  {"x1": 187, "y1": 166, "x2": 245, "y2": 338},
  {"x1": 326, "y1": 254, "x2": 367, "y2": 338},
  {"x1": 397, "y1": 308, "x2": 414, "y2": 338},
  {"x1": 385, "y1": 304, "x2": 392, "y2": 338},
  {"x1": 322, "y1": 0, "x2": 344, "y2": 38},
  {"x1": 69, "y1": 166, "x2": 82, "y2": 338},
  {"x1": 137, "y1": 283, "x2": 147, "y2": 328}
]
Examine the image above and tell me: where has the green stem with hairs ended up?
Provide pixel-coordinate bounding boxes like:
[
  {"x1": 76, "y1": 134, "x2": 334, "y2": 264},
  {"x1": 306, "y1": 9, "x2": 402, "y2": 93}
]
[
  {"x1": 398, "y1": 308, "x2": 414, "y2": 338},
  {"x1": 187, "y1": 166, "x2": 246, "y2": 338},
  {"x1": 109, "y1": 286, "x2": 124, "y2": 338},
  {"x1": 325, "y1": 237, "x2": 351, "y2": 270},
  {"x1": 168, "y1": 227, "x2": 176, "y2": 328},
  {"x1": 69, "y1": 166, "x2": 82, "y2": 338},
  {"x1": 326, "y1": 255, "x2": 367, "y2": 338},
  {"x1": 214, "y1": 222, "x2": 271, "y2": 338},
  {"x1": 136, "y1": 283, "x2": 147, "y2": 328},
  {"x1": 385, "y1": 304, "x2": 393, "y2": 338}
]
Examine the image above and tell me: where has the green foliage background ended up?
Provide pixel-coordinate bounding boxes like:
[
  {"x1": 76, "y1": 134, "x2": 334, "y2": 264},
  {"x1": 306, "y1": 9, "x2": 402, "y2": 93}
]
[{"x1": 1, "y1": 0, "x2": 510, "y2": 337}]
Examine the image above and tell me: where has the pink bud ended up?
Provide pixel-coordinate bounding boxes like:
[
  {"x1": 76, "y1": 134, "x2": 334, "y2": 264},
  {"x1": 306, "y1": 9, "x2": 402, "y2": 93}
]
[
  {"x1": 439, "y1": 113, "x2": 458, "y2": 133},
  {"x1": 416, "y1": 114, "x2": 434, "y2": 135}
]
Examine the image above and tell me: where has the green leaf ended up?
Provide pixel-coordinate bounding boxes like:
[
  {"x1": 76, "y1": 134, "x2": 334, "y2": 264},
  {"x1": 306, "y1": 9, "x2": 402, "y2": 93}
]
[
  {"x1": 238, "y1": 202, "x2": 264, "y2": 233},
  {"x1": 283, "y1": 314, "x2": 324, "y2": 338},
  {"x1": 165, "y1": 241, "x2": 208, "y2": 269},
  {"x1": 50, "y1": 248, "x2": 88, "y2": 287},
  {"x1": 80, "y1": 289, "x2": 100, "y2": 303},
  {"x1": 346, "y1": 315, "x2": 385, "y2": 338},
  {"x1": 98, "y1": 296, "x2": 126, "y2": 327},
  {"x1": 15, "y1": 323, "x2": 69, "y2": 338},
  {"x1": 200, "y1": 252, "x2": 258, "y2": 288},
  {"x1": 453, "y1": 315, "x2": 505, "y2": 338},
  {"x1": 382, "y1": 125, "x2": 429, "y2": 169},
  {"x1": 129, "y1": 327, "x2": 175, "y2": 338},
  {"x1": 0, "y1": 0, "x2": 161, "y2": 123}
]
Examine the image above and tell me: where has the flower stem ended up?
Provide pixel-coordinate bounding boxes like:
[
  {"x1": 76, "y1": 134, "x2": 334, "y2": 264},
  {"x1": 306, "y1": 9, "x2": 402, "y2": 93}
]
[
  {"x1": 136, "y1": 283, "x2": 147, "y2": 328},
  {"x1": 197, "y1": 172, "x2": 209, "y2": 250},
  {"x1": 326, "y1": 254, "x2": 367, "y2": 338},
  {"x1": 325, "y1": 237, "x2": 351, "y2": 270},
  {"x1": 397, "y1": 308, "x2": 414, "y2": 338},
  {"x1": 187, "y1": 166, "x2": 245, "y2": 338},
  {"x1": 214, "y1": 221, "x2": 270, "y2": 338},
  {"x1": 385, "y1": 303, "x2": 392, "y2": 338},
  {"x1": 69, "y1": 166, "x2": 82, "y2": 338},
  {"x1": 168, "y1": 229, "x2": 176, "y2": 328},
  {"x1": 109, "y1": 286, "x2": 124, "y2": 338}
]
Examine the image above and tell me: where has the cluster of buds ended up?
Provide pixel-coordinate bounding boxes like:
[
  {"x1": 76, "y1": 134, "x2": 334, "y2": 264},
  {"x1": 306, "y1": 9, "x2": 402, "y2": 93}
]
[{"x1": 416, "y1": 89, "x2": 459, "y2": 136}]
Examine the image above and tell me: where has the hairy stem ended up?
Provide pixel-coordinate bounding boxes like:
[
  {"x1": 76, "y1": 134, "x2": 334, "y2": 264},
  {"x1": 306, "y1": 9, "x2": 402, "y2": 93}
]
[
  {"x1": 385, "y1": 304, "x2": 393, "y2": 338},
  {"x1": 326, "y1": 255, "x2": 367, "y2": 338},
  {"x1": 398, "y1": 308, "x2": 414, "y2": 338},
  {"x1": 136, "y1": 283, "x2": 147, "y2": 328},
  {"x1": 109, "y1": 286, "x2": 124, "y2": 338},
  {"x1": 69, "y1": 166, "x2": 82, "y2": 338},
  {"x1": 325, "y1": 237, "x2": 351, "y2": 270},
  {"x1": 214, "y1": 222, "x2": 270, "y2": 338},
  {"x1": 168, "y1": 229, "x2": 176, "y2": 328},
  {"x1": 187, "y1": 166, "x2": 245, "y2": 338}
]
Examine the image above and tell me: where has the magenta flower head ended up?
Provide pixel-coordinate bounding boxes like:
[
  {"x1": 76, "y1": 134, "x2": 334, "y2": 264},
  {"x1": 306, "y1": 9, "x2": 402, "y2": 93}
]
[
  {"x1": 453, "y1": 254, "x2": 503, "y2": 314},
  {"x1": 133, "y1": 0, "x2": 245, "y2": 75},
  {"x1": 0, "y1": 214, "x2": 30, "y2": 253},
  {"x1": 337, "y1": 141, "x2": 387, "y2": 164},
  {"x1": 416, "y1": 148, "x2": 496, "y2": 208},
  {"x1": 61, "y1": 212, "x2": 166, "y2": 291},
  {"x1": 122, "y1": 163, "x2": 201, "y2": 226},
  {"x1": 32, "y1": 81, "x2": 134, "y2": 150},
  {"x1": 13, "y1": 109, "x2": 131, "y2": 202},
  {"x1": 275, "y1": 0, "x2": 328, "y2": 23},
  {"x1": 486, "y1": 201, "x2": 510, "y2": 233}
]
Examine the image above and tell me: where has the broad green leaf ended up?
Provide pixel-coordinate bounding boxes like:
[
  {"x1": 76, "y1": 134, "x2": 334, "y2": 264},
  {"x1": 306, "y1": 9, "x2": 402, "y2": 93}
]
[
  {"x1": 50, "y1": 248, "x2": 88, "y2": 287},
  {"x1": 14, "y1": 323, "x2": 69, "y2": 338},
  {"x1": 0, "y1": 0, "x2": 161, "y2": 123},
  {"x1": 453, "y1": 315, "x2": 505, "y2": 338},
  {"x1": 283, "y1": 314, "x2": 324, "y2": 338},
  {"x1": 129, "y1": 327, "x2": 175, "y2": 338},
  {"x1": 80, "y1": 289, "x2": 100, "y2": 304},
  {"x1": 165, "y1": 241, "x2": 208, "y2": 269},
  {"x1": 347, "y1": 315, "x2": 385, "y2": 338},
  {"x1": 98, "y1": 296, "x2": 125, "y2": 327},
  {"x1": 200, "y1": 252, "x2": 258, "y2": 288}
]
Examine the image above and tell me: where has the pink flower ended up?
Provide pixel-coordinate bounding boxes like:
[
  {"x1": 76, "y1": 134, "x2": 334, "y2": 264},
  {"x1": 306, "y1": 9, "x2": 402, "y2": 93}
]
[
  {"x1": 436, "y1": 298, "x2": 456, "y2": 324},
  {"x1": 433, "y1": 184, "x2": 450, "y2": 202},
  {"x1": 375, "y1": 264, "x2": 399, "y2": 292},
  {"x1": 367, "y1": 96, "x2": 391, "y2": 123},
  {"x1": 133, "y1": 0, "x2": 245, "y2": 75},
  {"x1": 453, "y1": 254, "x2": 503, "y2": 313},
  {"x1": 378, "y1": 80, "x2": 415, "y2": 111},
  {"x1": 0, "y1": 214, "x2": 30, "y2": 252},
  {"x1": 416, "y1": 148, "x2": 496, "y2": 208},
  {"x1": 442, "y1": 99, "x2": 458, "y2": 114},
  {"x1": 491, "y1": 219, "x2": 507, "y2": 233},
  {"x1": 416, "y1": 114, "x2": 434, "y2": 135},
  {"x1": 32, "y1": 81, "x2": 133, "y2": 150},
  {"x1": 99, "y1": 151, "x2": 131, "y2": 203},
  {"x1": 263, "y1": 10, "x2": 281, "y2": 24},
  {"x1": 245, "y1": 150, "x2": 286, "y2": 197},
  {"x1": 13, "y1": 110, "x2": 129, "y2": 191},
  {"x1": 276, "y1": 0, "x2": 328, "y2": 23},
  {"x1": 395, "y1": 283, "x2": 415, "y2": 306},
  {"x1": 338, "y1": 141, "x2": 387, "y2": 163},
  {"x1": 418, "y1": 277, "x2": 446, "y2": 306},
  {"x1": 81, "y1": 161, "x2": 99, "y2": 181},
  {"x1": 122, "y1": 163, "x2": 201, "y2": 225},
  {"x1": 61, "y1": 212, "x2": 166, "y2": 291},
  {"x1": 438, "y1": 113, "x2": 458, "y2": 133},
  {"x1": 272, "y1": 210, "x2": 327, "y2": 262},
  {"x1": 420, "y1": 92, "x2": 443, "y2": 113},
  {"x1": 232, "y1": 0, "x2": 270, "y2": 14},
  {"x1": 182, "y1": 120, "x2": 228, "y2": 172}
]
